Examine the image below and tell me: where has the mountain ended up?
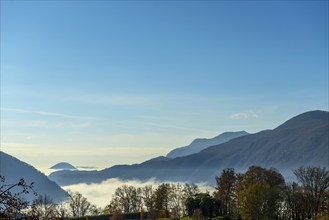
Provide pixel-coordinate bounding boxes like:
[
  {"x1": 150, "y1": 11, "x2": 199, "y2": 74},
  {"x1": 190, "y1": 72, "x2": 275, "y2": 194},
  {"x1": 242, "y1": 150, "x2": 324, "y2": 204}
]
[
  {"x1": 0, "y1": 151, "x2": 68, "y2": 203},
  {"x1": 144, "y1": 156, "x2": 171, "y2": 163},
  {"x1": 49, "y1": 110, "x2": 329, "y2": 186},
  {"x1": 167, "y1": 131, "x2": 249, "y2": 158},
  {"x1": 50, "y1": 162, "x2": 76, "y2": 170}
]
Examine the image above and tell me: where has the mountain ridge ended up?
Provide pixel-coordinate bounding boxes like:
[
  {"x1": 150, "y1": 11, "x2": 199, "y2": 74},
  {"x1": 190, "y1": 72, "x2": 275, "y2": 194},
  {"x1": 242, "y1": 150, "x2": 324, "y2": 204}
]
[
  {"x1": 48, "y1": 110, "x2": 329, "y2": 186},
  {"x1": 0, "y1": 151, "x2": 68, "y2": 203},
  {"x1": 166, "y1": 131, "x2": 249, "y2": 158}
]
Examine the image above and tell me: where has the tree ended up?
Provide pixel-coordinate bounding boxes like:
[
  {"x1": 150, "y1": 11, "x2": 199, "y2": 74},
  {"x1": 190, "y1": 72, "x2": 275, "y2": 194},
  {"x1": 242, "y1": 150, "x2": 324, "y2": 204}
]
[
  {"x1": 293, "y1": 166, "x2": 329, "y2": 219},
  {"x1": 113, "y1": 185, "x2": 129, "y2": 213},
  {"x1": 283, "y1": 182, "x2": 309, "y2": 220},
  {"x1": 183, "y1": 183, "x2": 200, "y2": 200},
  {"x1": 214, "y1": 168, "x2": 237, "y2": 216},
  {"x1": 0, "y1": 176, "x2": 37, "y2": 218},
  {"x1": 237, "y1": 182, "x2": 271, "y2": 220},
  {"x1": 142, "y1": 185, "x2": 154, "y2": 212},
  {"x1": 319, "y1": 190, "x2": 329, "y2": 220},
  {"x1": 186, "y1": 196, "x2": 201, "y2": 217},
  {"x1": 112, "y1": 209, "x2": 124, "y2": 220},
  {"x1": 199, "y1": 193, "x2": 216, "y2": 219},
  {"x1": 186, "y1": 193, "x2": 217, "y2": 219},
  {"x1": 55, "y1": 201, "x2": 71, "y2": 219},
  {"x1": 104, "y1": 197, "x2": 121, "y2": 214},
  {"x1": 192, "y1": 208, "x2": 203, "y2": 220},
  {"x1": 89, "y1": 204, "x2": 102, "y2": 215},
  {"x1": 182, "y1": 183, "x2": 200, "y2": 216},
  {"x1": 111, "y1": 185, "x2": 143, "y2": 213},
  {"x1": 235, "y1": 166, "x2": 285, "y2": 220},
  {"x1": 168, "y1": 183, "x2": 184, "y2": 219},
  {"x1": 153, "y1": 183, "x2": 171, "y2": 213},
  {"x1": 68, "y1": 191, "x2": 91, "y2": 217},
  {"x1": 32, "y1": 194, "x2": 57, "y2": 220}
]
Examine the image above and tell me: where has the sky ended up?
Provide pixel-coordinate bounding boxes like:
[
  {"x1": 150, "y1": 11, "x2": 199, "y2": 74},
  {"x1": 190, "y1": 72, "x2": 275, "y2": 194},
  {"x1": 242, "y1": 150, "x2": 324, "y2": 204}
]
[{"x1": 1, "y1": 0, "x2": 328, "y2": 172}]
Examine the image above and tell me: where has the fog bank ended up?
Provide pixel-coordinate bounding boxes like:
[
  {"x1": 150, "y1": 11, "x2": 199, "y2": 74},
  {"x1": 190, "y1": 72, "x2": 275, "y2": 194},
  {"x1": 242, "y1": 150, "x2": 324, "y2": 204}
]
[{"x1": 63, "y1": 178, "x2": 214, "y2": 208}]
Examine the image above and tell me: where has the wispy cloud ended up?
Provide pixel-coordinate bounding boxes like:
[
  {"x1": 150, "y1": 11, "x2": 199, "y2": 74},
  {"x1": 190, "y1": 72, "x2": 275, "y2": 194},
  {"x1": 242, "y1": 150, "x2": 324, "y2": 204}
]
[
  {"x1": 69, "y1": 94, "x2": 153, "y2": 106},
  {"x1": 1, "y1": 118, "x2": 91, "y2": 130},
  {"x1": 230, "y1": 111, "x2": 259, "y2": 120},
  {"x1": 1, "y1": 107, "x2": 93, "y2": 120}
]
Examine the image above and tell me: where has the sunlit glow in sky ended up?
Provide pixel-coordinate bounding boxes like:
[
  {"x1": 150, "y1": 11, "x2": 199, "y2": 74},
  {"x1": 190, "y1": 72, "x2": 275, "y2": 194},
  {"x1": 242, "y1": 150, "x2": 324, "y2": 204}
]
[{"x1": 1, "y1": 1, "x2": 328, "y2": 170}]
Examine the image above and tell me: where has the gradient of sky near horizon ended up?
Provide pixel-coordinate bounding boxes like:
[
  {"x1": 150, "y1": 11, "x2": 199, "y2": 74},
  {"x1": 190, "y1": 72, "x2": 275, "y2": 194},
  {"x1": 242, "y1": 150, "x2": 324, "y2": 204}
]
[{"x1": 1, "y1": 0, "x2": 328, "y2": 171}]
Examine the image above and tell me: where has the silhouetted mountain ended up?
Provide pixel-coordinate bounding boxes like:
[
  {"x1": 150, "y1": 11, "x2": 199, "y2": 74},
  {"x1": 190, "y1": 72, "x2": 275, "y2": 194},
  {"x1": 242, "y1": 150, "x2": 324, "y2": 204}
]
[
  {"x1": 49, "y1": 110, "x2": 329, "y2": 186},
  {"x1": 167, "y1": 131, "x2": 249, "y2": 158},
  {"x1": 50, "y1": 162, "x2": 76, "y2": 170},
  {"x1": 144, "y1": 156, "x2": 171, "y2": 163},
  {"x1": 0, "y1": 151, "x2": 68, "y2": 203}
]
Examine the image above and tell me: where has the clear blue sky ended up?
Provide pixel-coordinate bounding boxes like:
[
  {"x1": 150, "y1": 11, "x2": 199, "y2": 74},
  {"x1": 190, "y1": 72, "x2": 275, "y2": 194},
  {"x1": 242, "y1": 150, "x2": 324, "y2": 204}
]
[{"x1": 1, "y1": 0, "x2": 328, "y2": 171}]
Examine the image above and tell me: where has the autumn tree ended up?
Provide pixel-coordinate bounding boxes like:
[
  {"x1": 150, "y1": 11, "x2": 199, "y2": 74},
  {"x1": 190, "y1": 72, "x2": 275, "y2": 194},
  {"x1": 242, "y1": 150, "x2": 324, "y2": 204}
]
[
  {"x1": 235, "y1": 166, "x2": 285, "y2": 220},
  {"x1": 214, "y1": 168, "x2": 237, "y2": 216},
  {"x1": 0, "y1": 176, "x2": 37, "y2": 218}
]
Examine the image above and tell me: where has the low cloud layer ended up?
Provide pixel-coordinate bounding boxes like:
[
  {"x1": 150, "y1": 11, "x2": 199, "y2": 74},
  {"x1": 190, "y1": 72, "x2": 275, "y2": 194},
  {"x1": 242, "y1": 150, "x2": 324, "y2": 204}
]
[{"x1": 63, "y1": 178, "x2": 214, "y2": 208}]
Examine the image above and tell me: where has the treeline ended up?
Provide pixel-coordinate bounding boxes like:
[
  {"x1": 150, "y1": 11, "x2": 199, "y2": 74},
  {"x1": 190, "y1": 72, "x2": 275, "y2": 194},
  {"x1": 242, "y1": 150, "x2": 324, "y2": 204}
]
[
  {"x1": 1, "y1": 166, "x2": 329, "y2": 220},
  {"x1": 104, "y1": 182, "x2": 201, "y2": 219},
  {"x1": 103, "y1": 166, "x2": 329, "y2": 220},
  {"x1": 214, "y1": 166, "x2": 329, "y2": 220}
]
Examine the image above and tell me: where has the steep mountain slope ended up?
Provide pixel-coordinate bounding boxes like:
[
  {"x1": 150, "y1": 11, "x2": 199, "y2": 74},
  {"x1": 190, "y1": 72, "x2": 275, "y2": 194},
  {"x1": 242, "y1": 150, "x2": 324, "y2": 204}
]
[
  {"x1": 0, "y1": 151, "x2": 68, "y2": 202},
  {"x1": 49, "y1": 110, "x2": 329, "y2": 186},
  {"x1": 166, "y1": 131, "x2": 249, "y2": 158}
]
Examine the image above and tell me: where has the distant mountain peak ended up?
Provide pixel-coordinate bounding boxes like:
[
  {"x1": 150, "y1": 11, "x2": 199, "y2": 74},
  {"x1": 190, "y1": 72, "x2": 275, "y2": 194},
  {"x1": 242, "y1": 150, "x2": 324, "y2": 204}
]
[
  {"x1": 275, "y1": 110, "x2": 329, "y2": 131},
  {"x1": 50, "y1": 162, "x2": 76, "y2": 170},
  {"x1": 166, "y1": 131, "x2": 249, "y2": 158},
  {"x1": 291, "y1": 110, "x2": 328, "y2": 122}
]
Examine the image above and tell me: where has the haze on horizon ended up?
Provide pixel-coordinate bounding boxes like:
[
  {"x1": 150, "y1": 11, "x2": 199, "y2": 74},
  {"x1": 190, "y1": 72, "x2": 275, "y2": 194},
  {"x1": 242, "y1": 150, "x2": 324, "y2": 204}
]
[{"x1": 0, "y1": 1, "x2": 328, "y2": 171}]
